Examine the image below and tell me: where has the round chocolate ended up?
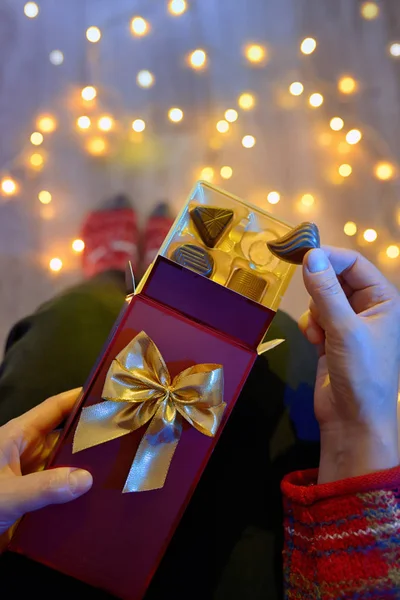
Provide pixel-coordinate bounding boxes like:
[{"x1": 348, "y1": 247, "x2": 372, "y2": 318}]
[{"x1": 171, "y1": 244, "x2": 214, "y2": 277}]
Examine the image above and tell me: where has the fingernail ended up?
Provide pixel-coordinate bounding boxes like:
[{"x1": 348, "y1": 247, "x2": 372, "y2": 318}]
[
  {"x1": 306, "y1": 249, "x2": 329, "y2": 273},
  {"x1": 298, "y1": 311, "x2": 309, "y2": 331},
  {"x1": 69, "y1": 469, "x2": 93, "y2": 496}
]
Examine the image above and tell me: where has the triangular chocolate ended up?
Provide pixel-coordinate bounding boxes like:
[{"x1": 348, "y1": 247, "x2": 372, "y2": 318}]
[
  {"x1": 267, "y1": 222, "x2": 320, "y2": 265},
  {"x1": 190, "y1": 206, "x2": 234, "y2": 247}
]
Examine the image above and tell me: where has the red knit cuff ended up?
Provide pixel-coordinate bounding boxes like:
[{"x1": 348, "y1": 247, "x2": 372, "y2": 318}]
[{"x1": 282, "y1": 465, "x2": 400, "y2": 505}]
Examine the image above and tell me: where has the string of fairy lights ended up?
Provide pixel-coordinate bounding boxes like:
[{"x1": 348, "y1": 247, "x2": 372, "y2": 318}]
[{"x1": 0, "y1": 0, "x2": 399, "y2": 274}]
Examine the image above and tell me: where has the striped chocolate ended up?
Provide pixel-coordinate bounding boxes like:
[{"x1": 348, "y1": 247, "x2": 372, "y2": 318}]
[
  {"x1": 266, "y1": 222, "x2": 320, "y2": 265},
  {"x1": 171, "y1": 244, "x2": 214, "y2": 277}
]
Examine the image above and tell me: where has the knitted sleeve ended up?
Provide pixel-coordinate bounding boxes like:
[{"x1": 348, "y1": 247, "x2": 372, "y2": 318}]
[{"x1": 281, "y1": 467, "x2": 400, "y2": 599}]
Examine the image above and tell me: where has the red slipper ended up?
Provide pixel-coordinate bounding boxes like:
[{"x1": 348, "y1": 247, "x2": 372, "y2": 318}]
[
  {"x1": 141, "y1": 202, "x2": 174, "y2": 274},
  {"x1": 81, "y1": 194, "x2": 139, "y2": 279}
]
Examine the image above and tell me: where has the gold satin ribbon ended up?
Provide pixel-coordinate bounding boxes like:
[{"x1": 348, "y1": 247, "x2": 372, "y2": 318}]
[{"x1": 73, "y1": 331, "x2": 225, "y2": 493}]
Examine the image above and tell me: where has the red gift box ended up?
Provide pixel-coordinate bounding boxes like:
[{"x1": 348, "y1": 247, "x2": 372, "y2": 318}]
[{"x1": 9, "y1": 256, "x2": 277, "y2": 599}]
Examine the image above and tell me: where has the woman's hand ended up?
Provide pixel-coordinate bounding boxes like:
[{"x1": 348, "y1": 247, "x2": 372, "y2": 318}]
[
  {"x1": 0, "y1": 389, "x2": 92, "y2": 541},
  {"x1": 299, "y1": 247, "x2": 400, "y2": 484}
]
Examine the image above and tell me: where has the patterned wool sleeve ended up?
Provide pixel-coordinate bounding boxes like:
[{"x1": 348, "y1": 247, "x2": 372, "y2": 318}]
[{"x1": 281, "y1": 467, "x2": 400, "y2": 599}]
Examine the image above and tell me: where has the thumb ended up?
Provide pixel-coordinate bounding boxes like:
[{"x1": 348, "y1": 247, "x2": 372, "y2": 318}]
[
  {"x1": 6, "y1": 468, "x2": 93, "y2": 519},
  {"x1": 303, "y1": 249, "x2": 355, "y2": 331}
]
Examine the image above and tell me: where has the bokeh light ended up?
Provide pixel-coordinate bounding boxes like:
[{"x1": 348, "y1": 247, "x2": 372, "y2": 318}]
[
  {"x1": 360, "y1": 2, "x2": 379, "y2": 20},
  {"x1": 242, "y1": 135, "x2": 256, "y2": 148},
  {"x1": 338, "y1": 163, "x2": 352, "y2": 177},
  {"x1": 168, "y1": 0, "x2": 187, "y2": 15},
  {"x1": 238, "y1": 93, "x2": 255, "y2": 110},
  {"x1": 386, "y1": 245, "x2": 400, "y2": 259},
  {"x1": 81, "y1": 86, "x2": 97, "y2": 101},
  {"x1": 330, "y1": 117, "x2": 344, "y2": 131},
  {"x1": 49, "y1": 50, "x2": 64, "y2": 65},
  {"x1": 30, "y1": 131, "x2": 44, "y2": 145},
  {"x1": 168, "y1": 107, "x2": 184, "y2": 122},
  {"x1": 346, "y1": 129, "x2": 362, "y2": 144},
  {"x1": 363, "y1": 228, "x2": 378, "y2": 242},
  {"x1": 309, "y1": 93, "x2": 324, "y2": 107},
  {"x1": 37, "y1": 115, "x2": 57, "y2": 133},
  {"x1": 374, "y1": 161, "x2": 395, "y2": 180},
  {"x1": 86, "y1": 138, "x2": 107, "y2": 156},
  {"x1": 301, "y1": 193, "x2": 315, "y2": 207},
  {"x1": 24, "y1": 2, "x2": 39, "y2": 18},
  {"x1": 200, "y1": 167, "x2": 214, "y2": 182},
  {"x1": 132, "y1": 119, "x2": 146, "y2": 132},
  {"x1": 30, "y1": 153, "x2": 44, "y2": 168},
  {"x1": 300, "y1": 37, "x2": 317, "y2": 55},
  {"x1": 86, "y1": 26, "x2": 101, "y2": 43},
  {"x1": 189, "y1": 49, "x2": 207, "y2": 69},
  {"x1": 344, "y1": 221, "x2": 357, "y2": 236},
  {"x1": 1, "y1": 178, "x2": 17, "y2": 196},
  {"x1": 216, "y1": 120, "x2": 229, "y2": 133},
  {"x1": 244, "y1": 44, "x2": 266, "y2": 64},
  {"x1": 77, "y1": 116, "x2": 91, "y2": 130},
  {"x1": 38, "y1": 190, "x2": 52, "y2": 204},
  {"x1": 137, "y1": 70, "x2": 155, "y2": 88},
  {"x1": 289, "y1": 82, "x2": 304, "y2": 96},
  {"x1": 49, "y1": 258, "x2": 63, "y2": 272},
  {"x1": 390, "y1": 43, "x2": 400, "y2": 57},
  {"x1": 131, "y1": 17, "x2": 149, "y2": 36},
  {"x1": 225, "y1": 109, "x2": 238, "y2": 122},
  {"x1": 338, "y1": 76, "x2": 357, "y2": 94},
  {"x1": 220, "y1": 166, "x2": 233, "y2": 180},
  {"x1": 98, "y1": 115, "x2": 114, "y2": 132},
  {"x1": 267, "y1": 191, "x2": 280, "y2": 205},
  {"x1": 72, "y1": 239, "x2": 85, "y2": 253}
]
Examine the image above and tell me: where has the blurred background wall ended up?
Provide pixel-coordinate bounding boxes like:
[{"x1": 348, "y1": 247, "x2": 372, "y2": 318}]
[{"x1": 0, "y1": 0, "x2": 399, "y2": 348}]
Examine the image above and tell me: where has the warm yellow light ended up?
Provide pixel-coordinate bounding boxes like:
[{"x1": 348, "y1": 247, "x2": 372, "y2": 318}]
[
  {"x1": 86, "y1": 26, "x2": 101, "y2": 43},
  {"x1": 220, "y1": 166, "x2": 233, "y2": 180},
  {"x1": 200, "y1": 167, "x2": 214, "y2": 182},
  {"x1": 24, "y1": 2, "x2": 39, "y2": 18},
  {"x1": 300, "y1": 37, "x2": 317, "y2": 55},
  {"x1": 301, "y1": 193, "x2": 315, "y2": 207},
  {"x1": 98, "y1": 115, "x2": 114, "y2": 132},
  {"x1": 330, "y1": 117, "x2": 344, "y2": 131},
  {"x1": 1, "y1": 178, "x2": 17, "y2": 196},
  {"x1": 244, "y1": 44, "x2": 266, "y2": 64},
  {"x1": 374, "y1": 161, "x2": 395, "y2": 181},
  {"x1": 30, "y1": 153, "x2": 44, "y2": 167},
  {"x1": 49, "y1": 258, "x2": 63, "y2": 272},
  {"x1": 189, "y1": 49, "x2": 207, "y2": 69},
  {"x1": 81, "y1": 86, "x2": 97, "y2": 101},
  {"x1": 309, "y1": 93, "x2": 324, "y2": 107},
  {"x1": 238, "y1": 93, "x2": 255, "y2": 110},
  {"x1": 77, "y1": 116, "x2": 91, "y2": 130},
  {"x1": 346, "y1": 129, "x2": 362, "y2": 144},
  {"x1": 30, "y1": 131, "x2": 44, "y2": 145},
  {"x1": 390, "y1": 43, "x2": 400, "y2": 57},
  {"x1": 40, "y1": 205, "x2": 54, "y2": 220},
  {"x1": 132, "y1": 119, "x2": 146, "y2": 132},
  {"x1": 131, "y1": 17, "x2": 149, "y2": 36},
  {"x1": 289, "y1": 82, "x2": 304, "y2": 96},
  {"x1": 37, "y1": 115, "x2": 57, "y2": 133},
  {"x1": 363, "y1": 228, "x2": 377, "y2": 243},
  {"x1": 338, "y1": 76, "x2": 357, "y2": 95},
  {"x1": 168, "y1": 0, "x2": 187, "y2": 15},
  {"x1": 168, "y1": 107, "x2": 183, "y2": 122},
  {"x1": 344, "y1": 221, "x2": 357, "y2": 236},
  {"x1": 49, "y1": 50, "x2": 64, "y2": 65},
  {"x1": 360, "y1": 2, "x2": 379, "y2": 20},
  {"x1": 86, "y1": 138, "x2": 107, "y2": 156},
  {"x1": 216, "y1": 120, "x2": 229, "y2": 133},
  {"x1": 72, "y1": 239, "x2": 85, "y2": 253},
  {"x1": 386, "y1": 245, "x2": 400, "y2": 259},
  {"x1": 225, "y1": 109, "x2": 238, "y2": 123},
  {"x1": 136, "y1": 70, "x2": 154, "y2": 88},
  {"x1": 339, "y1": 164, "x2": 352, "y2": 177},
  {"x1": 38, "y1": 190, "x2": 52, "y2": 204},
  {"x1": 267, "y1": 191, "x2": 280, "y2": 205},
  {"x1": 338, "y1": 142, "x2": 351, "y2": 154},
  {"x1": 242, "y1": 135, "x2": 256, "y2": 148}
]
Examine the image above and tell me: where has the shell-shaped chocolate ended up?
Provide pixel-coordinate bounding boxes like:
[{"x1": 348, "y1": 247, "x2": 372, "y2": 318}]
[{"x1": 266, "y1": 222, "x2": 320, "y2": 265}]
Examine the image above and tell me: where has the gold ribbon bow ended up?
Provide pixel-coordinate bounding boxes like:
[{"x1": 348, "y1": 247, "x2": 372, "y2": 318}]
[{"x1": 73, "y1": 331, "x2": 225, "y2": 493}]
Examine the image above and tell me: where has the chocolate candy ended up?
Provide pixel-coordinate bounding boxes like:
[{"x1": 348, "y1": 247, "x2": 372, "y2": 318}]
[
  {"x1": 267, "y1": 222, "x2": 320, "y2": 265},
  {"x1": 171, "y1": 244, "x2": 214, "y2": 277},
  {"x1": 190, "y1": 206, "x2": 234, "y2": 248},
  {"x1": 227, "y1": 268, "x2": 267, "y2": 302}
]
